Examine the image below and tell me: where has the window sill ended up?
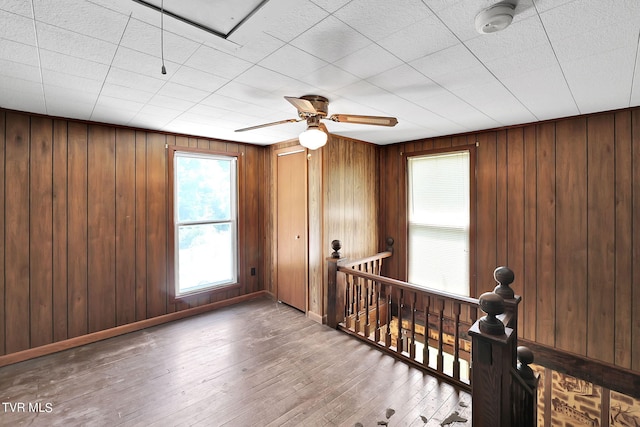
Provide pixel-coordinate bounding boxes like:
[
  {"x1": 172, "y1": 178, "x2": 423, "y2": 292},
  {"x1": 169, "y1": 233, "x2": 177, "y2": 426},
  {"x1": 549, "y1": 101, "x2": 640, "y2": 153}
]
[{"x1": 171, "y1": 282, "x2": 241, "y2": 304}]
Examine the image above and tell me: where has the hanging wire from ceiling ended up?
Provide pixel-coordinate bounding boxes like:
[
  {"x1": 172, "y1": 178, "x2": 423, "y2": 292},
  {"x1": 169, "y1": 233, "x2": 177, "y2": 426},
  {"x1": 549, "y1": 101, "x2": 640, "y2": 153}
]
[{"x1": 160, "y1": 0, "x2": 166, "y2": 74}]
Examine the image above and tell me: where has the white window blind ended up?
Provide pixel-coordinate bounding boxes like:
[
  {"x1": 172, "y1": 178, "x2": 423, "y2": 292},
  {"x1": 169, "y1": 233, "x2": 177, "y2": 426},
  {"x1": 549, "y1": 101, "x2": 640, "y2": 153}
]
[{"x1": 407, "y1": 151, "x2": 470, "y2": 296}]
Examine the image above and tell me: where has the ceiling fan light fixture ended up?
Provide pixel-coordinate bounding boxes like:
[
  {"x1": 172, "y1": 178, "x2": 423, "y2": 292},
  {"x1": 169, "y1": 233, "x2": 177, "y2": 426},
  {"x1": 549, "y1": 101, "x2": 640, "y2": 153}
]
[
  {"x1": 299, "y1": 126, "x2": 327, "y2": 150},
  {"x1": 475, "y1": 2, "x2": 515, "y2": 34}
]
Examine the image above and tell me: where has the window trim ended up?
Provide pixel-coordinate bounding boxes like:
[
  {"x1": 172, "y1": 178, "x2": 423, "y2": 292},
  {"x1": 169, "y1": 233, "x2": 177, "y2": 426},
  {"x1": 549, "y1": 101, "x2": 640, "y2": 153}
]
[
  {"x1": 404, "y1": 144, "x2": 477, "y2": 297},
  {"x1": 168, "y1": 146, "x2": 241, "y2": 302}
]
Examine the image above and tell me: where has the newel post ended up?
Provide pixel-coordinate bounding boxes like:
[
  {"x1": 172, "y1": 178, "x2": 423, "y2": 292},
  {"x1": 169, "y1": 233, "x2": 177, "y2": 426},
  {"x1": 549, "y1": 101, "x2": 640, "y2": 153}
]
[
  {"x1": 469, "y1": 292, "x2": 516, "y2": 427},
  {"x1": 327, "y1": 240, "x2": 345, "y2": 328},
  {"x1": 493, "y1": 266, "x2": 521, "y2": 331}
]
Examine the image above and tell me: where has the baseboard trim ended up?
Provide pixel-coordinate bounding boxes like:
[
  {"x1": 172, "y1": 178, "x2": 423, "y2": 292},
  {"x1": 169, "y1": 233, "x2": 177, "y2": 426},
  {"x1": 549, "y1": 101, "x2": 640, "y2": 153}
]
[
  {"x1": 0, "y1": 291, "x2": 269, "y2": 368},
  {"x1": 307, "y1": 310, "x2": 325, "y2": 324}
]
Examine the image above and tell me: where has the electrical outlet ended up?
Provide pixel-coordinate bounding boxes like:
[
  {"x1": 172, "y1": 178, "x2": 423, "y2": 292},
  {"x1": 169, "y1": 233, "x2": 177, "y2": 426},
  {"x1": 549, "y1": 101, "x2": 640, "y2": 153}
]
[{"x1": 250, "y1": 267, "x2": 256, "y2": 276}]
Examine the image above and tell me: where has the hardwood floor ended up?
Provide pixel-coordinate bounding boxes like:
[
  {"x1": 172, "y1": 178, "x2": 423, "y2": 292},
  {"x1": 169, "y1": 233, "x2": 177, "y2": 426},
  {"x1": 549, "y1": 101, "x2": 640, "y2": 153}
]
[{"x1": 0, "y1": 297, "x2": 470, "y2": 426}]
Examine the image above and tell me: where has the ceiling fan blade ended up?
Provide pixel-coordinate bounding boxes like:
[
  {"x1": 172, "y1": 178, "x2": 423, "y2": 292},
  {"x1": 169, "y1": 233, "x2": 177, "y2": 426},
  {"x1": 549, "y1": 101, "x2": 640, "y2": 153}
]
[
  {"x1": 235, "y1": 118, "x2": 301, "y2": 132},
  {"x1": 329, "y1": 114, "x2": 398, "y2": 127},
  {"x1": 284, "y1": 96, "x2": 317, "y2": 114}
]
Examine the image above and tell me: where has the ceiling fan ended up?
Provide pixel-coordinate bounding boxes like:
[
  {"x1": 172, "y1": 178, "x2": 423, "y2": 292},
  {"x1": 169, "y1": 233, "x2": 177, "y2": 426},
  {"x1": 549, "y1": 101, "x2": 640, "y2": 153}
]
[{"x1": 235, "y1": 95, "x2": 398, "y2": 149}]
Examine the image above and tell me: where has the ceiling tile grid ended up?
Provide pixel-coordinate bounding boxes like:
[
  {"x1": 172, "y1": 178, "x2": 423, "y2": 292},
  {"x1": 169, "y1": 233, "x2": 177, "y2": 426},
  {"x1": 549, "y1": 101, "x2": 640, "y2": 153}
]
[{"x1": 0, "y1": 0, "x2": 639, "y2": 144}]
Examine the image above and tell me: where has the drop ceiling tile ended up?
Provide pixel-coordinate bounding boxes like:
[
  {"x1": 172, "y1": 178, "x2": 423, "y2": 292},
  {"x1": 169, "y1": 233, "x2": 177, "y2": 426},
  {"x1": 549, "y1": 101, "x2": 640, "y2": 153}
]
[
  {"x1": 233, "y1": 65, "x2": 304, "y2": 93},
  {"x1": 259, "y1": 45, "x2": 328, "y2": 80},
  {"x1": 183, "y1": 103, "x2": 229, "y2": 120},
  {"x1": 0, "y1": 58, "x2": 40, "y2": 83},
  {"x1": 414, "y1": 91, "x2": 496, "y2": 127},
  {"x1": 0, "y1": 38, "x2": 39, "y2": 67},
  {"x1": 563, "y1": 46, "x2": 637, "y2": 113},
  {"x1": 367, "y1": 64, "x2": 438, "y2": 103},
  {"x1": 334, "y1": 0, "x2": 432, "y2": 42},
  {"x1": 100, "y1": 82, "x2": 155, "y2": 104},
  {"x1": 631, "y1": 53, "x2": 640, "y2": 107},
  {"x1": 119, "y1": 17, "x2": 199, "y2": 65},
  {"x1": 0, "y1": 9, "x2": 37, "y2": 46},
  {"x1": 128, "y1": 113, "x2": 172, "y2": 130},
  {"x1": 104, "y1": 68, "x2": 164, "y2": 95},
  {"x1": 44, "y1": 84, "x2": 99, "y2": 105},
  {"x1": 147, "y1": 94, "x2": 195, "y2": 112},
  {"x1": 0, "y1": 0, "x2": 34, "y2": 18},
  {"x1": 454, "y1": 81, "x2": 537, "y2": 125},
  {"x1": 155, "y1": 81, "x2": 209, "y2": 103},
  {"x1": 111, "y1": 46, "x2": 178, "y2": 79},
  {"x1": 215, "y1": 81, "x2": 284, "y2": 110},
  {"x1": 540, "y1": 0, "x2": 640, "y2": 41},
  {"x1": 226, "y1": 26, "x2": 284, "y2": 63},
  {"x1": 378, "y1": 15, "x2": 458, "y2": 63},
  {"x1": 309, "y1": 0, "x2": 351, "y2": 13},
  {"x1": 91, "y1": 105, "x2": 139, "y2": 125},
  {"x1": 533, "y1": 0, "x2": 580, "y2": 13},
  {"x1": 290, "y1": 15, "x2": 371, "y2": 63},
  {"x1": 248, "y1": 0, "x2": 328, "y2": 42},
  {"x1": 33, "y1": 0, "x2": 128, "y2": 43},
  {"x1": 410, "y1": 44, "x2": 479, "y2": 80},
  {"x1": 36, "y1": 22, "x2": 117, "y2": 65},
  {"x1": 303, "y1": 63, "x2": 360, "y2": 93},
  {"x1": 39, "y1": 49, "x2": 110, "y2": 81},
  {"x1": 0, "y1": 86, "x2": 46, "y2": 114},
  {"x1": 0, "y1": 75, "x2": 43, "y2": 98},
  {"x1": 184, "y1": 44, "x2": 252, "y2": 80},
  {"x1": 41, "y1": 69, "x2": 103, "y2": 95},
  {"x1": 199, "y1": 93, "x2": 270, "y2": 117},
  {"x1": 169, "y1": 66, "x2": 227, "y2": 92},
  {"x1": 93, "y1": 95, "x2": 144, "y2": 114},
  {"x1": 45, "y1": 97, "x2": 95, "y2": 120},
  {"x1": 465, "y1": 15, "x2": 549, "y2": 63},
  {"x1": 135, "y1": 103, "x2": 183, "y2": 121},
  {"x1": 333, "y1": 43, "x2": 403, "y2": 79},
  {"x1": 483, "y1": 43, "x2": 558, "y2": 80},
  {"x1": 433, "y1": 0, "x2": 536, "y2": 43},
  {"x1": 545, "y1": 20, "x2": 639, "y2": 64},
  {"x1": 501, "y1": 66, "x2": 579, "y2": 120},
  {"x1": 430, "y1": 62, "x2": 496, "y2": 94}
]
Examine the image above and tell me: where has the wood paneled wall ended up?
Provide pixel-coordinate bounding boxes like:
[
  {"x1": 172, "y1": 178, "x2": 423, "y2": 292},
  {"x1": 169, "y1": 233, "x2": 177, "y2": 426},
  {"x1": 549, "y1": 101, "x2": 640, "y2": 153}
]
[
  {"x1": 379, "y1": 108, "x2": 640, "y2": 372},
  {"x1": 320, "y1": 135, "x2": 379, "y2": 317},
  {"x1": 0, "y1": 109, "x2": 268, "y2": 356},
  {"x1": 268, "y1": 135, "x2": 379, "y2": 322}
]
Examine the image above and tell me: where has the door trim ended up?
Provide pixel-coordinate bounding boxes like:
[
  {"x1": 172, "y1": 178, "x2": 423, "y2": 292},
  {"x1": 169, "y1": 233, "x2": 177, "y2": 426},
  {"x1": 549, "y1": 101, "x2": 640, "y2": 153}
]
[{"x1": 273, "y1": 144, "x2": 308, "y2": 312}]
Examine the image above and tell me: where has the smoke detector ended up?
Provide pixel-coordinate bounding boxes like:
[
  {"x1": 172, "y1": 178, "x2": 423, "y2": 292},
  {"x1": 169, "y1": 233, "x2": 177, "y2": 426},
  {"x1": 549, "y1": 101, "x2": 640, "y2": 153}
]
[{"x1": 475, "y1": 2, "x2": 515, "y2": 34}]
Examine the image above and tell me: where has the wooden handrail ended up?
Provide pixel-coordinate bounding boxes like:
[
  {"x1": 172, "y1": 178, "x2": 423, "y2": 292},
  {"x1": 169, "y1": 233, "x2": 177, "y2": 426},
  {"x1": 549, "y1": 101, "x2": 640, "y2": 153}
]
[
  {"x1": 327, "y1": 240, "x2": 537, "y2": 426},
  {"x1": 337, "y1": 267, "x2": 480, "y2": 307},
  {"x1": 340, "y1": 250, "x2": 392, "y2": 269}
]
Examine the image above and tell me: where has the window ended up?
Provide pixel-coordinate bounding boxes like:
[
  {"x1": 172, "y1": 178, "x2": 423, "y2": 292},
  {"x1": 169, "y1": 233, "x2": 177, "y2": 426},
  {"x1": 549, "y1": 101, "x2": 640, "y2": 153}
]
[
  {"x1": 169, "y1": 148, "x2": 238, "y2": 298},
  {"x1": 407, "y1": 149, "x2": 473, "y2": 296}
]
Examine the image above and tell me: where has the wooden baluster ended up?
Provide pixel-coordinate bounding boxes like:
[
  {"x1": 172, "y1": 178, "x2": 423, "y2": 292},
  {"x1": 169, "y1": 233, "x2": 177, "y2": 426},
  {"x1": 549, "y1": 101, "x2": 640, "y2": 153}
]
[
  {"x1": 437, "y1": 298, "x2": 445, "y2": 373},
  {"x1": 346, "y1": 274, "x2": 352, "y2": 318},
  {"x1": 410, "y1": 291, "x2": 417, "y2": 359},
  {"x1": 468, "y1": 302, "x2": 477, "y2": 384},
  {"x1": 364, "y1": 276, "x2": 371, "y2": 338},
  {"x1": 354, "y1": 276, "x2": 361, "y2": 334},
  {"x1": 423, "y1": 296, "x2": 431, "y2": 367},
  {"x1": 374, "y1": 281, "x2": 381, "y2": 343},
  {"x1": 397, "y1": 288, "x2": 404, "y2": 354},
  {"x1": 385, "y1": 284, "x2": 392, "y2": 348},
  {"x1": 453, "y1": 302, "x2": 461, "y2": 381}
]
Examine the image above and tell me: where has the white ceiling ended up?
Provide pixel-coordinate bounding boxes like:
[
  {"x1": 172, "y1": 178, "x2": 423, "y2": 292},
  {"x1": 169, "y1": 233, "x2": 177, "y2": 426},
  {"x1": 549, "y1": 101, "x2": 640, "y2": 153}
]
[{"x1": 1, "y1": 0, "x2": 640, "y2": 145}]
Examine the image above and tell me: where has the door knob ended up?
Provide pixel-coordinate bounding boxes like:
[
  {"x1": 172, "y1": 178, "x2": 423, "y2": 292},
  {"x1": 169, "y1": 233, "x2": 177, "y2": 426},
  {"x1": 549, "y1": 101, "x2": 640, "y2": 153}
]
[{"x1": 295, "y1": 235, "x2": 300, "y2": 240}]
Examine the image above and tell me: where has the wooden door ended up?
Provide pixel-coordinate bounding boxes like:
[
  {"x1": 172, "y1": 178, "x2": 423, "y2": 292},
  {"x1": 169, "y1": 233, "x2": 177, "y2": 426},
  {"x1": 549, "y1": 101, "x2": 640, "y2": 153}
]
[{"x1": 276, "y1": 148, "x2": 307, "y2": 311}]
